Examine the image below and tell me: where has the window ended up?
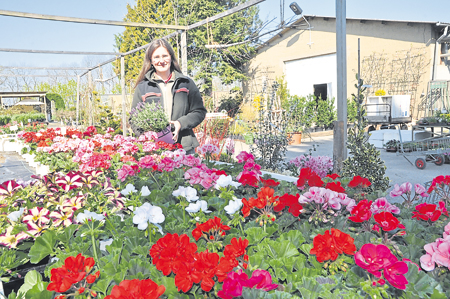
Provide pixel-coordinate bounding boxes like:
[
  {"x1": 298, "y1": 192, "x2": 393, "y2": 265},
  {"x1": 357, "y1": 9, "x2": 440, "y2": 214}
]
[{"x1": 313, "y1": 83, "x2": 328, "y2": 101}]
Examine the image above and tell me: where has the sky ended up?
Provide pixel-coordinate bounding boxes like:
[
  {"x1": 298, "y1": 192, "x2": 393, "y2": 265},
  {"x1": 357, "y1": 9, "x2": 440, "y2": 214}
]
[{"x1": 0, "y1": 0, "x2": 449, "y2": 69}]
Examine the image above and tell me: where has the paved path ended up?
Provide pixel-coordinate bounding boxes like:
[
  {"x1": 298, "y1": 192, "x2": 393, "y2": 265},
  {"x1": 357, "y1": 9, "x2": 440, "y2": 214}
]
[
  {"x1": 235, "y1": 134, "x2": 449, "y2": 189},
  {"x1": 0, "y1": 152, "x2": 36, "y2": 183}
]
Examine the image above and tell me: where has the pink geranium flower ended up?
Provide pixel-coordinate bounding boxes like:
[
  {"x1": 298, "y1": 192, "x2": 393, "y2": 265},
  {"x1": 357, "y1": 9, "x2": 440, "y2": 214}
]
[
  {"x1": 383, "y1": 261, "x2": 409, "y2": 290},
  {"x1": 355, "y1": 244, "x2": 409, "y2": 290},
  {"x1": 355, "y1": 244, "x2": 397, "y2": 277},
  {"x1": 415, "y1": 184, "x2": 429, "y2": 197},
  {"x1": 245, "y1": 270, "x2": 278, "y2": 291},
  {"x1": 217, "y1": 269, "x2": 249, "y2": 299},
  {"x1": 236, "y1": 151, "x2": 254, "y2": 163},
  {"x1": 390, "y1": 182, "x2": 412, "y2": 197},
  {"x1": 217, "y1": 269, "x2": 278, "y2": 299},
  {"x1": 370, "y1": 197, "x2": 400, "y2": 214}
]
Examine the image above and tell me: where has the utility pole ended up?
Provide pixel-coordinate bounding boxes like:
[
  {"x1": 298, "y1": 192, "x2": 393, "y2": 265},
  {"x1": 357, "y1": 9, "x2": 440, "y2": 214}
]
[{"x1": 333, "y1": 0, "x2": 347, "y2": 173}]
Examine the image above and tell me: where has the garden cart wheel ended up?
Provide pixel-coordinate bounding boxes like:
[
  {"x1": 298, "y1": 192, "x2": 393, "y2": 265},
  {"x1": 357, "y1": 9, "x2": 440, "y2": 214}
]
[
  {"x1": 434, "y1": 154, "x2": 445, "y2": 166},
  {"x1": 415, "y1": 158, "x2": 426, "y2": 169}
]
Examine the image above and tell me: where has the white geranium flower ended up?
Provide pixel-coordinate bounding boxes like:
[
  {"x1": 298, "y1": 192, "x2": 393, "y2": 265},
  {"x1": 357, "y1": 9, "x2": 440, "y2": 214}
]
[
  {"x1": 224, "y1": 197, "x2": 243, "y2": 215},
  {"x1": 7, "y1": 207, "x2": 25, "y2": 222},
  {"x1": 141, "y1": 186, "x2": 151, "y2": 197},
  {"x1": 172, "y1": 186, "x2": 198, "y2": 202},
  {"x1": 76, "y1": 210, "x2": 105, "y2": 223},
  {"x1": 121, "y1": 184, "x2": 137, "y2": 196},
  {"x1": 186, "y1": 200, "x2": 211, "y2": 213},
  {"x1": 215, "y1": 175, "x2": 241, "y2": 190},
  {"x1": 184, "y1": 186, "x2": 199, "y2": 202},
  {"x1": 133, "y1": 202, "x2": 165, "y2": 231},
  {"x1": 172, "y1": 186, "x2": 186, "y2": 197}
]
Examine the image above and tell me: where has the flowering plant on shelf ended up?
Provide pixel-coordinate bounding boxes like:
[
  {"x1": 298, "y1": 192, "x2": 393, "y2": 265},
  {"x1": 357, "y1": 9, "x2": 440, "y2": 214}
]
[{"x1": 129, "y1": 101, "x2": 169, "y2": 133}]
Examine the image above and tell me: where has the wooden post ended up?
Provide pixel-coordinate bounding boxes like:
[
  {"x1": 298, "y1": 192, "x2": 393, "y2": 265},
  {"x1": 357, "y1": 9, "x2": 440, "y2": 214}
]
[
  {"x1": 181, "y1": 30, "x2": 188, "y2": 75},
  {"x1": 121, "y1": 56, "x2": 126, "y2": 136}
]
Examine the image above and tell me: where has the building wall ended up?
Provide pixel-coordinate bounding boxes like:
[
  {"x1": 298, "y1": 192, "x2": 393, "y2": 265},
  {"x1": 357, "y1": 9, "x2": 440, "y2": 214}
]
[{"x1": 245, "y1": 17, "x2": 441, "y2": 119}]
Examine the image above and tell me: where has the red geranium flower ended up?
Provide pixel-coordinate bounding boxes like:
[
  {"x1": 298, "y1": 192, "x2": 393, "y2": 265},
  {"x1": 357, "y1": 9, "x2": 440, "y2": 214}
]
[
  {"x1": 104, "y1": 279, "x2": 165, "y2": 299},
  {"x1": 310, "y1": 228, "x2": 356, "y2": 262},
  {"x1": 149, "y1": 233, "x2": 197, "y2": 276},
  {"x1": 274, "y1": 193, "x2": 303, "y2": 217},
  {"x1": 374, "y1": 212, "x2": 405, "y2": 231},
  {"x1": 241, "y1": 188, "x2": 279, "y2": 222},
  {"x1": 326, "y1": 173, "x2": 340, "y2": 180},
  {"x1": 192, "y1": 217, "x2": 230, "y2": 242},
  {"x1": 427, "y1": 175, "x2": 450, "y2": 193},
  {"x1": 332, "y1": 228, "x2": 357, "y2": 255},
  {"x1": 348, "y1": 176, "x2": 371, "y2": 188},
  {"x1": 260, "y1": 178, "x2": 280, "y2": 187},
  {"x1": 238, "y1": 173, "x2": 259, "y2": 188},
  {"x1": 348, "y1": 199, "x2": 372, "y2": 223},
  {"x1": 223, "y1": 237, "x2": 249, "y2": 269},
  {"x1": 325, "y1": 181, "x2": 346, "y2": 193},
  {"x1": 296, "y1": 168, "x2": 324, "y2": 189},
  {"x1": 190, "y1": 251, "x2": 220, "y2": 292},
  {"x1": 412, "y1": 202, "x2": 447, "y2": 221},
  {"x1": 47, "y1": 254, "x2": 95, "y2": 293}
]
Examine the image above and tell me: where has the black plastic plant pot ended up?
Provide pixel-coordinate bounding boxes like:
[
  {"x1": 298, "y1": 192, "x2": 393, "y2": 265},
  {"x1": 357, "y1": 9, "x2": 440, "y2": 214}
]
[{"x1": 2, "y1": 256, "x2": 50, "y2": 296}]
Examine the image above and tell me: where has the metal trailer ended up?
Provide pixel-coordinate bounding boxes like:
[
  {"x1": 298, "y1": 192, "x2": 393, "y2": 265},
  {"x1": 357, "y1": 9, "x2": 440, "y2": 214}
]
[
  {"x1": 365, "y1": 95, "x2": 412, "y2": 130},
  {"x1": 397, "y1": 133, "x2": 450, "y2": 169}
]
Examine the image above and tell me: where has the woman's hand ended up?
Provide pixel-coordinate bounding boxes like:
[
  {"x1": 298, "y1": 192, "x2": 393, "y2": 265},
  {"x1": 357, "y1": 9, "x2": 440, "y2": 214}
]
[{"x1": 169, "y1": 120, "x2": 181, "y2": 141}]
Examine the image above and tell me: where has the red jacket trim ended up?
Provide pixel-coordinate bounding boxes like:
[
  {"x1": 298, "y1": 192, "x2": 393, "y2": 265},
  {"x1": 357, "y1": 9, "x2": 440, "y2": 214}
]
[
  {"x1": 142, "y1": 92, "x2": 161, "y2": 101},
  {"x1": 175, "y1": 87, "x2": 189, "y2": 95}
]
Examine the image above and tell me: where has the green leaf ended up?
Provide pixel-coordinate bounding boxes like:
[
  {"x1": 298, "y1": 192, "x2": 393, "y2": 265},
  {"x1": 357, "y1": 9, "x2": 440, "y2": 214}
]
[
  {"x1": 28, "y1": 231, "x2": 57, "y2": 263},
  {"x1": 404, "y1": 262, "x2": 443, "y2": 298},
  {"x1": 26, "y1": 282, "x2": 52, "y2": 299},
  {"x1": 245, "y1": 227, "x2": 268, "y2": 245},
  {"x1": 269, "y1": 240, "x2": 299, "y2": 259},
  {"x1": 279, "y1": 230, "x2": 306, "y2": 248},
  {"x1": 17, "y1": 271, "x2": 43, "y2": 297},
  {"x1": 91, "y1": 277, "x2": 113, "y2": 294}
]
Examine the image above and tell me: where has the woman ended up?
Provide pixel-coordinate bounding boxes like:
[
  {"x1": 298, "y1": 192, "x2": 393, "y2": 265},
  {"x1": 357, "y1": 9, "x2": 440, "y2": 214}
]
[{"x1": 130, "y1": 39, "x2": 206, "y2": 154}]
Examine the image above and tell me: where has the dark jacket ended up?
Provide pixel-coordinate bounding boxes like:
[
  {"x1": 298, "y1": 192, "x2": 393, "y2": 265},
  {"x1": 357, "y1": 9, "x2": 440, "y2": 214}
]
[{"x1": 130, "y1": 70, "x2": 207, "y2": 152}]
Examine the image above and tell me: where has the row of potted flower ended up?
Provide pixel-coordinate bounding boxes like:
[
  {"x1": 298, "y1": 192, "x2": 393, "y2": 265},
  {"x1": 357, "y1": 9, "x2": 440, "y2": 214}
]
[{"x1": 1, "y1": 125, "x2": 450, "y2": 298}]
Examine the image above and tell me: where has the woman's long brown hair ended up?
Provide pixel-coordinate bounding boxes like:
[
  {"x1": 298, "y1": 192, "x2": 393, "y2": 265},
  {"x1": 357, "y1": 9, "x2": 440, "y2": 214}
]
[{"x1": 134, "y1": 39, "x2": 182, "y2": 88}]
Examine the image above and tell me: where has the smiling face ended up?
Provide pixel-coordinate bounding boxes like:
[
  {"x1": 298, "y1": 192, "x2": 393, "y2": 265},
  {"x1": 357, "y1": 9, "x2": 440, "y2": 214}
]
[{"x1": 151, "y1": 46, "x2": 172, "y2": 78}]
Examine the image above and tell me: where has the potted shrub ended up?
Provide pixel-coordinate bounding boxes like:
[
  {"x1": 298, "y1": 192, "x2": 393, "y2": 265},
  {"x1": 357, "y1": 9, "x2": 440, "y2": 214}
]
[
  {"x1": 285, "y1": 95, "x2": 306, "y2": 145},
  {"x1": 384, "y1": 139, "x2": 400, "y2": 152},
  {"x1": 316, "y1": 97, "x2": 337, "y2": 130}
]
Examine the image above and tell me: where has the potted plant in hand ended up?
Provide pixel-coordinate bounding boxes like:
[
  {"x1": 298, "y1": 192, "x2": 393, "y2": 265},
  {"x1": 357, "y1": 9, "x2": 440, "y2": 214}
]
[{"x1": 129, "y1": 101, "x2": 174, "y2": 143}]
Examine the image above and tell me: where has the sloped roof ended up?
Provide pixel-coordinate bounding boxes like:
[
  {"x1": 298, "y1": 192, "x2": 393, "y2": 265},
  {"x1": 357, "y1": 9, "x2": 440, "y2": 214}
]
[{"x1": 258, "y1": 15, "x2": 449, "y2": 50}]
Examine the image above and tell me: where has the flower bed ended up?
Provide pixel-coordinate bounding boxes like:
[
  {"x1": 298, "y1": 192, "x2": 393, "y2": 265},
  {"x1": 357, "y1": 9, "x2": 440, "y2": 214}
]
[{"x1": 1, "y1": 126, "x2": 450, "y2": 298}]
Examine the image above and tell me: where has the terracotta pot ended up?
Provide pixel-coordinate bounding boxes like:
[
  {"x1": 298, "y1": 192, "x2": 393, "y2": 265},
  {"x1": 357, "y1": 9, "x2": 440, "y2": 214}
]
[{"x1": 288, "y1": 132, "x2": 302, "y2": 145}]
